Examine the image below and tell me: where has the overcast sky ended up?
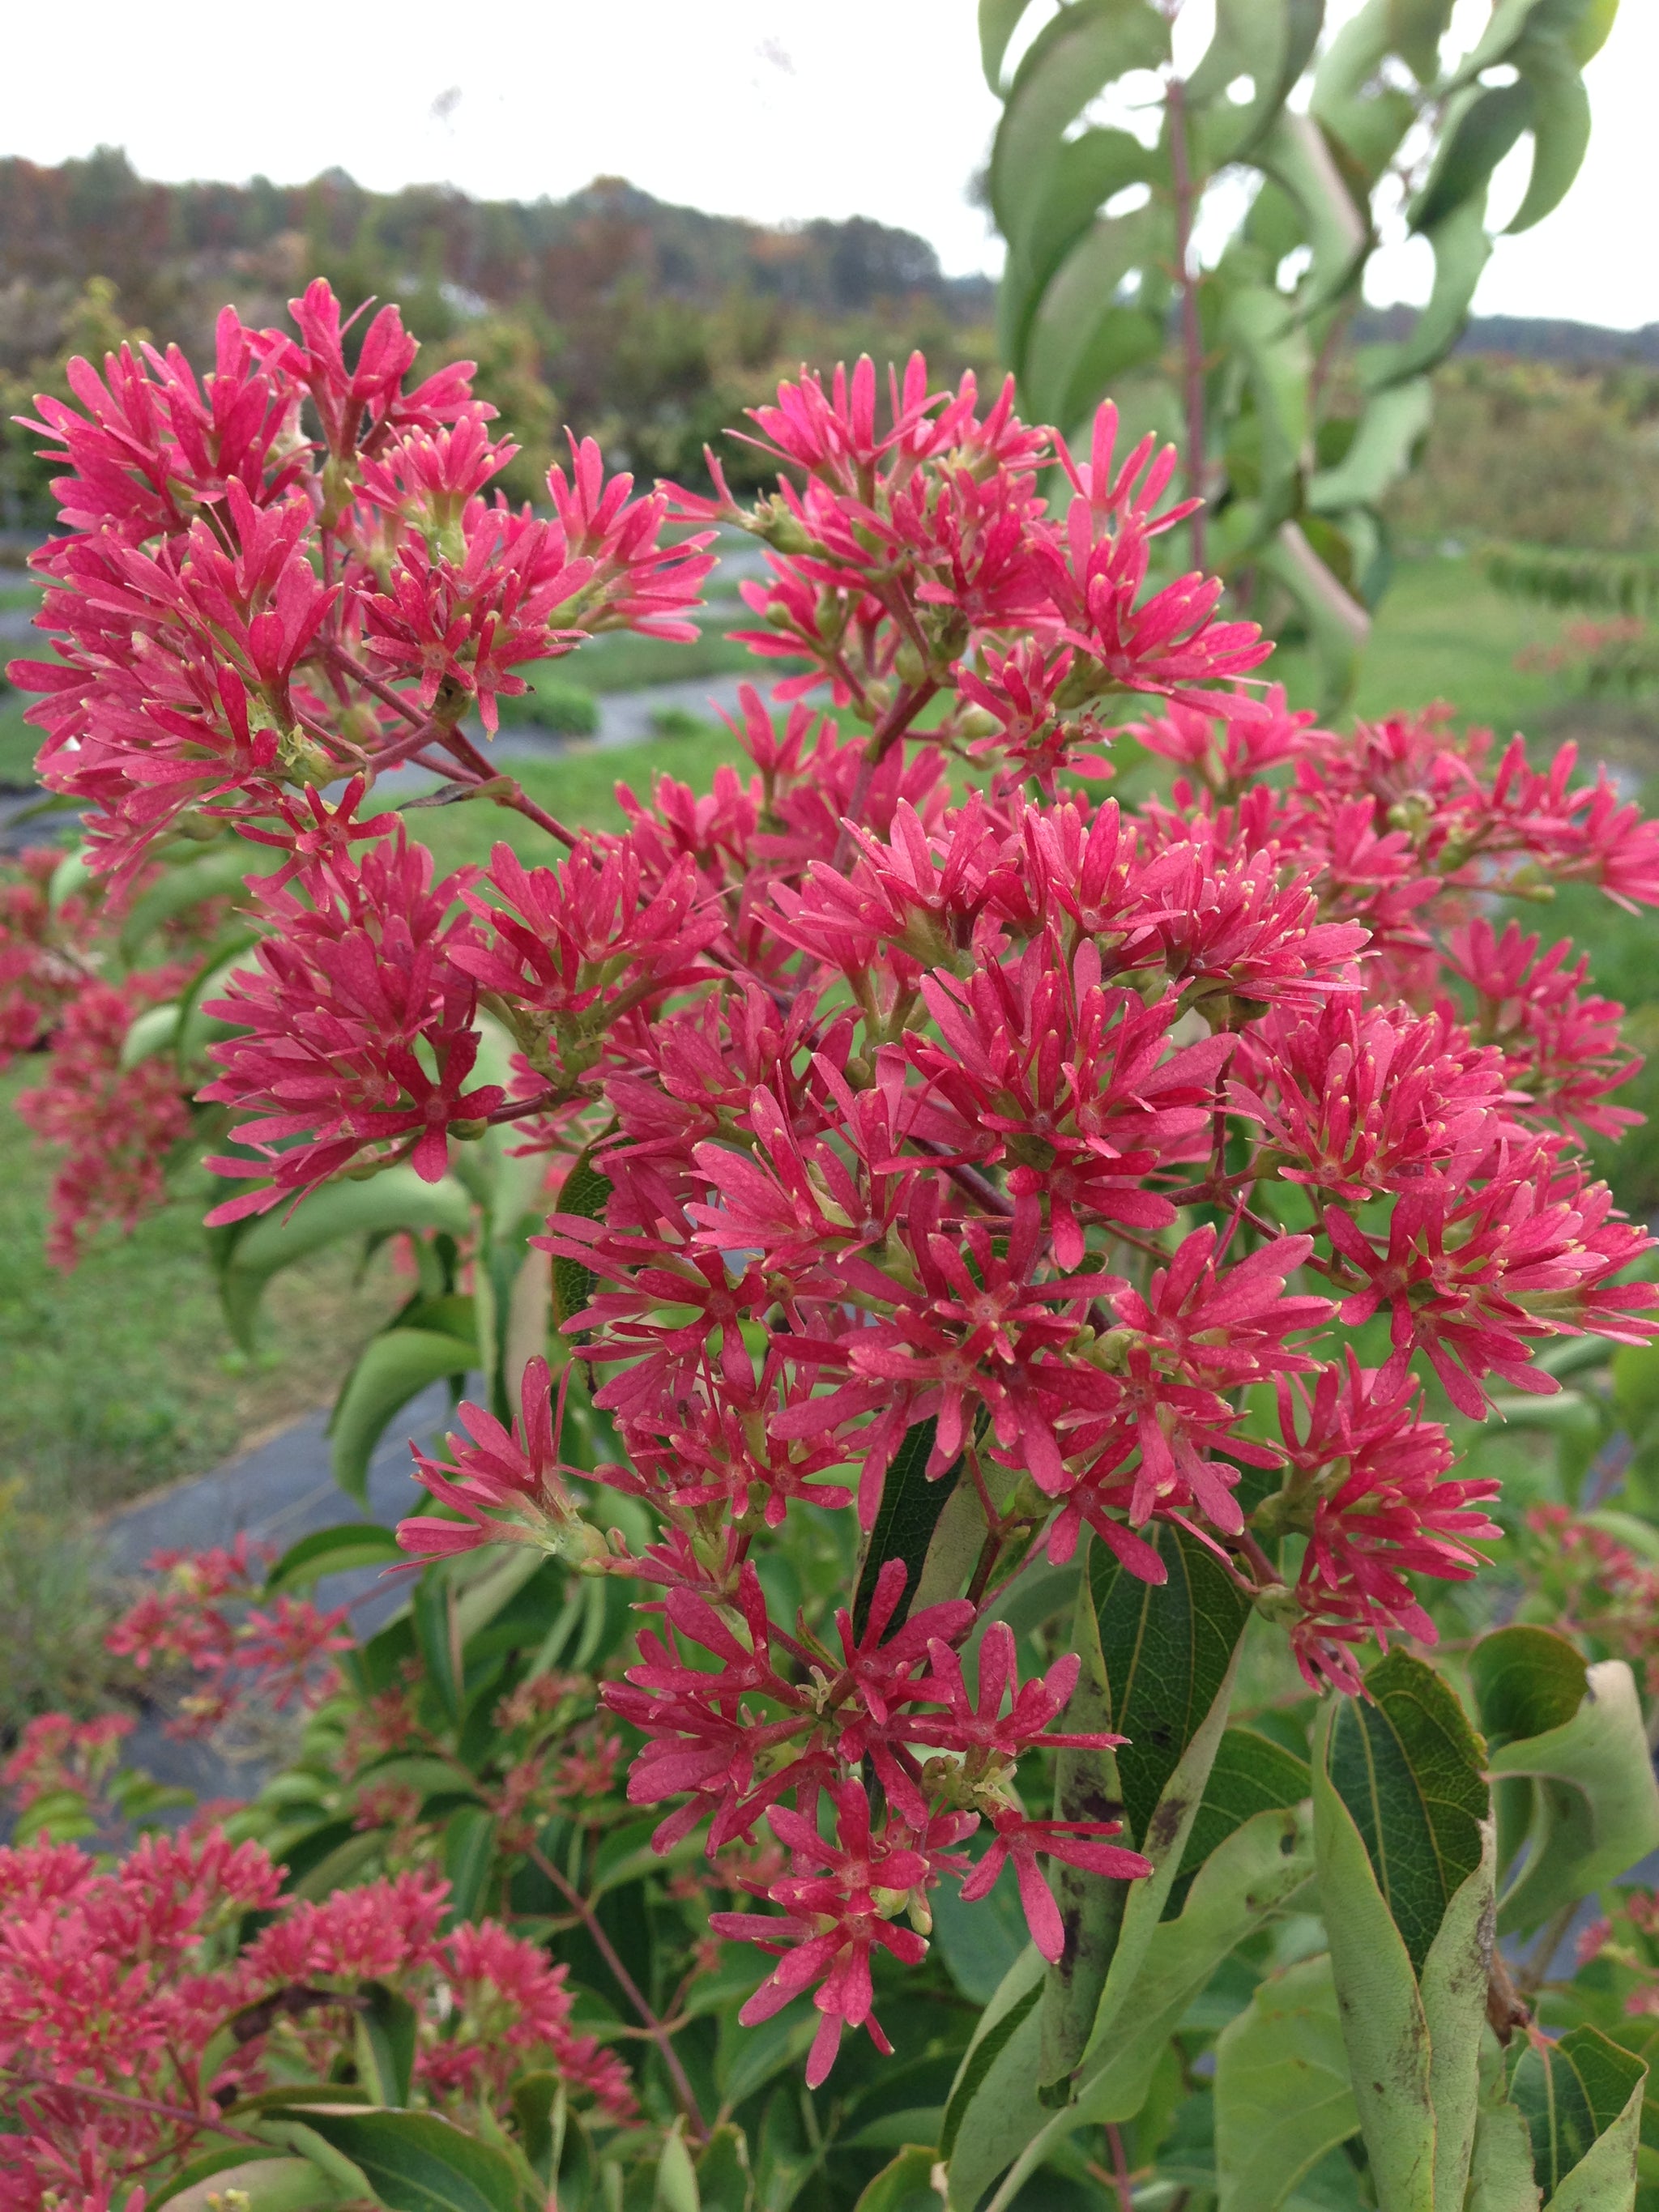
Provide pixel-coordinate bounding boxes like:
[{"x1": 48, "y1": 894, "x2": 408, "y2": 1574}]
[{"x1": 6, "y1": 0, "x2": 1655, "y2": 330}]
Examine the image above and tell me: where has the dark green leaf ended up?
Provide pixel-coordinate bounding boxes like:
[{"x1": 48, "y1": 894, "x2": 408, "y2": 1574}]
[
  {"x1": 413, "y1": 1580, "x2": 464, "y2": 1728},
  {"x1": 262, "y1": 1523, "x2": 407, "y2": 1597},
  {"x1": 290, "y1": 2111, "x2": 522, "y2": 2212},
  {"x1": 1469, "y1": 1625, "x2": 1588, "y2": 1753},
  {"x1": 1412, "y1": 77, "x2": 1533, "y2": 232},
  {"x1": 1511, "y1": 2027, "x2": 1647, "y2": 2203},
  {"x1": 1090, "y1": 1518, "x2": 1253, "y2": 1852},
  {"x1": 509, "y1": 2073, "x2": 560, "y2": 2181},
  {"x1": 1164, "y1": 1727, "x2": 1311, "y2": 1918},
  {"x1": 329, "y1": 1329, "x2": 476, "y2": 1503},
  {"x1": 694, "y1": 2125, "x2": 754, "y2": 2212},
  {"x1": 852, "y1": 1419, "x2": 961, "y2": 1637},
  {"x1": 1325, "y1": 1647, "x2": 1488, "y2": 1971},
  {"x1": 353, "y1": 1981, "x2": 416, "y2": 2108},
  {"x1": 442, "y1": 1805, "x2": 497, "y2": 1926},
  {"x1": 550, "y1": 1149, "x2": 612, "y2": 1329}
]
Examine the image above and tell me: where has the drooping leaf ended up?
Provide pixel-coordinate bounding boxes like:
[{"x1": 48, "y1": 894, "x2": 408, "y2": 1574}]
[
  {"x1": 329, "y1": 1328, "x2": 476, "y2": 1502},
  {"x1": 284, "y1": 2109, "x2": 521, "y2": 2212},
  {"x1": 1510, "y1": 2027, "x2": 1646, "y2": 2207},
  {"x1": 980, "y1": 0, "x2": 1038, "y2": 92},
  {"x1": 262, "y1": 1523, "x2": 407, "y2": 1597},
  {"x1": 1309, "y1": 377, "x2": 1433, "y2": 512},
  {"x1": 1213, "y1": 1953, "x2": 1361, "y2": 2212},
  {"x1": 851, "y1": 1417, "x2": 961, "y2": 1636},
  {"x1": 220, "y1": 1169, "x2": 475, "y2": 1350},
  {"x1": 1324, "y1": 1647, "x2": 1488, "y2": 1972},
  {"x1": 1486, "y1": 1659, "x2": 1659, "y2": 1936}
]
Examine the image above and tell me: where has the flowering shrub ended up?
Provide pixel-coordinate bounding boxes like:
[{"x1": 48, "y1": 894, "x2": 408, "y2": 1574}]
[{"x1": 10, "y1": 282, "x2": 1659, "y2": 2209}]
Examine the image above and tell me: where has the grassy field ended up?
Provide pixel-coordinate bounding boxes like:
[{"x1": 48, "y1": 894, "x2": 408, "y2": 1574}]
[{"x1": 2, "y1": 556, "x2": 1655, "y2": 1515}]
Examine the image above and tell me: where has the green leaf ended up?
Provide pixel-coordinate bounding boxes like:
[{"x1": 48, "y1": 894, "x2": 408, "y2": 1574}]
[
  {"x1": 1324, "y1": 1647, "x2": 1488, "y2": 1974},
  {"x1": 1311, "y1": 1694, "x2": 1436, "y2": 2212},
  {"x1": 1506, "y1": 33, "x2": 1592, "y2": 236},
  {"x1": 1090, "y1": 1519, "x2": 1254, "y2": 1851},
  {"x1": 694, "y1": 2125, "x2": 754, "y2": 2212},
  {"x1": 1309, "y1": 377, "x2": 1432, "y2": 512},
  {"x1": 1165, "y1": 1728, "x2": 1311, "y2": 1919},
  {"x1": 1412, "y1": 78, "x2": 1532, "y2": 232},
  {"x1": 288, "y1": 2109, "x2": 522, "y2": 2212},
  {"x1": 1465, "y1": 2100, "x2": 1541, "y2": 2212},
  {"x1": 220, "y1": 1169, "x2": 475, "y2": 1351},
  {"x1": 1214, "y1": 1953, "x2": 1361, "y2": 2212},
  {"x1": 853, "y1": 2147, "x2": 944, "y2": 2212},
  {"x1": 980, "y1": 0, "x2": 1036, "y2": 91},
  {"x1": 655, "y1": 2119, "x2": 701, "y2": 2212},
  {"x1": 966, "y1": 1802, "x2": 1316, "y2": 2212},
  {"x1": 1511, "y1": 2027, "x2": 1646, "y2": 2208},
  {"x1": 154, "y1": 2156, "x2": 345, "y2": 2212},
  {"x1": 940, "y1": 1948, "x2": 1047, "y2": 2209},
  {"x1": 1260, "y1": 522, "x2": 1371, "y2": 709},
  {"x1": 263, "y1": 1522, "x2": 407, "y2": 1597},
  {"x1": 1418, "y1": 1827, "x2": 1499, "y2": 2212},
  {"x1": 442, "y1": 1805, "x2": 497, "y2": 1926},
  {"x1": 329, "y1": 1329, "x2": 476, "y2": 1503},
  {"x1": 1486, "y1": 1659, "x2": 1659, "y2": 1936},
  {"x1": 550, "y1": 1148, "x2": 612, "y2": 1330},
  {"x1": 116, "y1": 839, "x2": 284, "y2": 963},
  {"x1": 852, "y1": 1418, "x2": 961, "y2": 1637},
  {"x1": 1359, "y1": 198, "x2": 1489, "y2": 399},
  {"x1": 1613, "y1": 1340, "x2": 1659, "y2": 1440},
  {"x1": 353, "y1": 1982, "x2": 417, "y2": 2109},
  {"x1": 120, "y1": 999, "x2": 183, "y2": 1070}
]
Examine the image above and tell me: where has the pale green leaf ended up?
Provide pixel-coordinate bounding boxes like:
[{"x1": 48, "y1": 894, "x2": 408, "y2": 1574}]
[
  {"x1": 1214, "y1": 1953, "x2": 1360, "y2": 2212},
  {"x1": 329, "y1": 1328, "x2": 476, "y2": 1502}
]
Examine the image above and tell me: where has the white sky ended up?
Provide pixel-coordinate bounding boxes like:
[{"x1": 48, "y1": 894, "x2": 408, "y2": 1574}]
[{"x1": 3, "y1": 0, "x2": 1654, "y2": 329}]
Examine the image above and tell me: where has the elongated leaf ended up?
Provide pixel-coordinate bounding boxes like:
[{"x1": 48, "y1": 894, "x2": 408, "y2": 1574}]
[
  {"x1": 655, "y1": 2120, "x2": 701, "y2": 2212},
  {"x1": 1165, "y1": 1728, "x2": 1311, "y2": 1919},
  {"x1": 1465, "y1": 2101, "x2": 1541, "y2": 2212},
  {"x1": 966, "y1": 1803, "x2": 1315, "y2": 2212},
  {"x1": 1311, "y1": 1695, "x2": 1436, "y2": 2212},
  {"x1": 852, "y1": 1417, "x2": 961, "y2": 1636},
  {"x1": 1324, "y1": 1647, "x2": 1487, "y2": 1973},
  {"x1": 442, "y1": 1805, "x2": 497, "y2": 1926},
  {"x1": 940, "y1": 1944, "x2": 1047, "y2": 2192},
  {"x1": 286, "y1": 2110, "x2": 521, "y2": 2212},
  {"x1": 1419, "y1": 1827, "x2": 1499, "y2": 2212},
  {"x1": 1091, "y1": 1519, "x2": 1253, "y2": 1850},
  {"x1": 1040, "y1": 1562, "x2": 1126, "y2": 2082},
  {"x1": 1309, "y1": 377, "x2": 1432, "y2": 512},
  {"x1": 981, "y1": 0, "x2": 1038, "y2": 91},
  {"x1": 353, "y1": 1982, "x2": 417, "y2": 2109},
  {"x1": 1511, "y1": 2027, "x2": 1646, "y2": 2207},
  {"x1": 1486, "y1": 1659, "x2": 1659, "y2": 1934},
  {"x1": 1507, "y1": 33, "x2": 1592, "y2": 235},
  {"x1": 155, "y1": 2156, "x2": 343, "y2": 2212},
  {"x1": 694, "y1": 2125, "x2": 753, "y2": 2212},
  {"x1": 117, "y1": 839, "x2": 284, "y2": 963},
  {"x1": 263, "y1": 1523, "x2": 407, "y2": 1597},
  {"x1": 550, "y1": 1147, "x2": 612, "y2": 1330},
  {"x1": 120, "y1": 999, "x2": 183, "y2": 1069},
  {"x1": 220, "y1": 1170, "x2": 475, "y2": 1349},
  {"x1": 1214, "y1": 1953, "x2": 1360, "y2": 2212},
  {"x1": 329, "y1": 1329, "x2": 476, "y2": 1502}
]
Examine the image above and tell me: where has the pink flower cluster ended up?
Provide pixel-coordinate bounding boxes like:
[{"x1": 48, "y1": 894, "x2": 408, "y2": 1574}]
[
  {"x1": 14, "y1": 313, "x2": 1659, "y2": 2084},
  {"x1": 104, "y1": 1536, "x2": 352, "y2": 1737},
  {"x1": 7, "y1": 280, "x2": 714, "y2": 884},
  {"x1": 0, "y1": 1834, "x2": 632, "y2": 2212}
]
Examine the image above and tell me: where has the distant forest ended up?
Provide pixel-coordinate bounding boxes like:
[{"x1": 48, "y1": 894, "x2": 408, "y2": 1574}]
[
  {"x1": 0, "y1": 147, "x2": 996, "y2": 521},
  {"x1": 2, "y1": 145, "x2": 1654, "y2": 532}
]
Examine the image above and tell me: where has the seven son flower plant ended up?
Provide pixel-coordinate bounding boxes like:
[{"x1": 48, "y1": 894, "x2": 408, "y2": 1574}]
[{"x1": 8, "y1": 281, "x2": 1659, "y2": 2127}]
